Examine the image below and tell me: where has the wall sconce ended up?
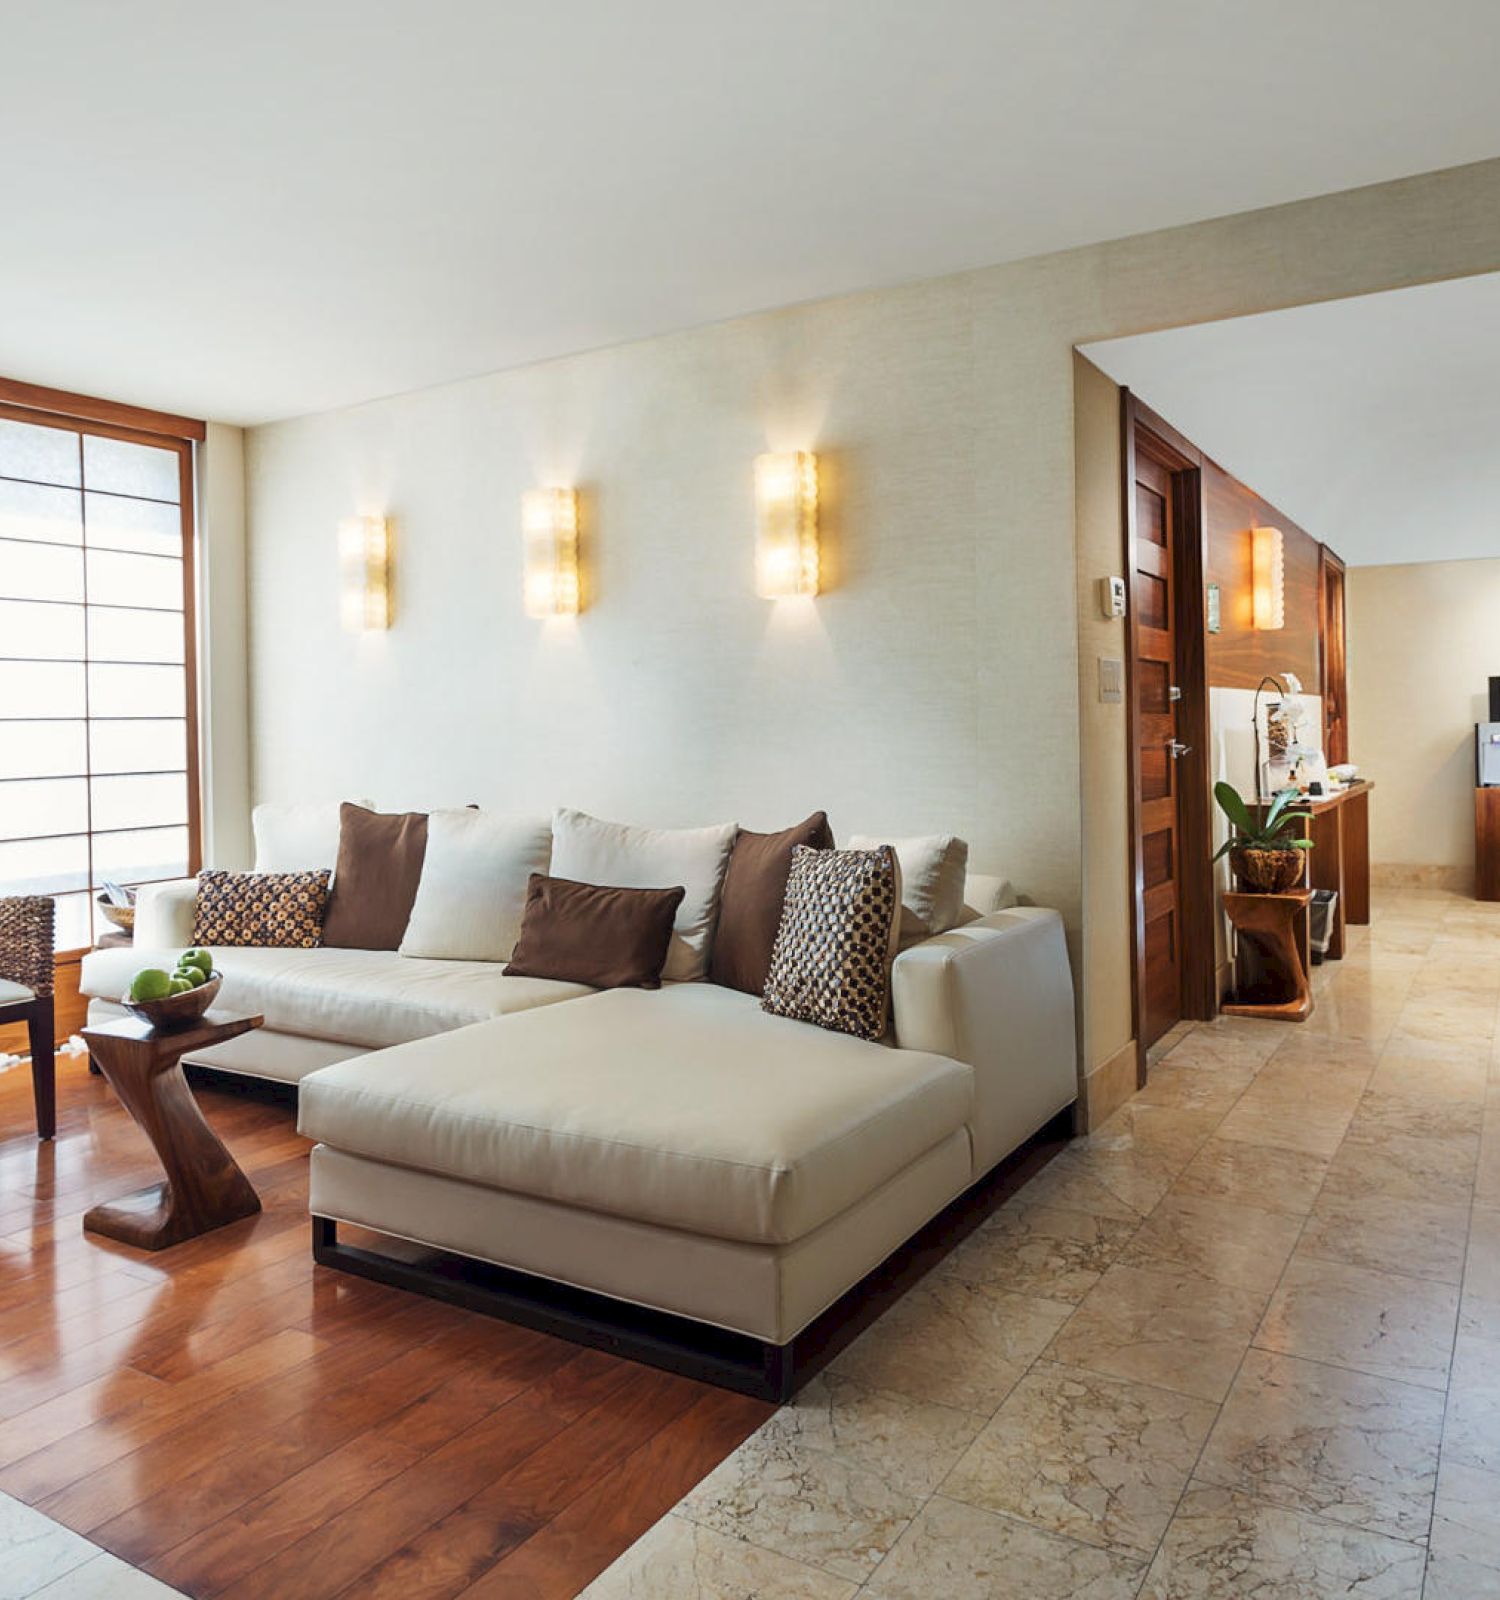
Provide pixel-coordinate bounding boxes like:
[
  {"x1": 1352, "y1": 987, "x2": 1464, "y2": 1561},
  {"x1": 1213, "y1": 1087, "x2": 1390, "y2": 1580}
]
[
  {"x1": 754, "y1": 451, "x2": 819, "y2": 598},
  {"x1": 522, "y1": 488, "x2": 580, "y2": 617},
  {"x1": 339, "y1": 516, "x2": 391, "y2": 631},
  {"x1": 1251, "y1": 525, "x2": 1284, "y2": 630}
]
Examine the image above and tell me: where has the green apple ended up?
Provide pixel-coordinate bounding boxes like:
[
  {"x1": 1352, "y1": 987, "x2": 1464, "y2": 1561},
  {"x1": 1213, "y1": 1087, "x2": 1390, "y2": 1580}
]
[
  {"x1": 175, "y1": 965, "x2": 206, "y2": 989},
  {"x1": 168, "y1": 977, "x2": 194, "y2": 995},
  {"x1": 181, "y1": 949, "x2": 213, "y2": 975},
  {"x1": 130, "y1": 968, "x2": 173, "y2": 1002}
]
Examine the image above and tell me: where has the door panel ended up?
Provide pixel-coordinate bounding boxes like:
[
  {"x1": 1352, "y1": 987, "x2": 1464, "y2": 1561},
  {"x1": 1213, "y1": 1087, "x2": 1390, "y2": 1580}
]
[{"x1": 1132, "y1": 452, "x2": 1183, "y2": 1047}]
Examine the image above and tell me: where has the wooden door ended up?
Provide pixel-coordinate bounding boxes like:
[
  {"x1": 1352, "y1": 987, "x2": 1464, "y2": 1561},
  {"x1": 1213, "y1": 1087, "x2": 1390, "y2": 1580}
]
[
  {"x1": 1132, "y1": 451, "x2": 1186, "y2": 1046},
  {"x1": 1320, "y1": 547, "x2": 1348, "y2": 765}
]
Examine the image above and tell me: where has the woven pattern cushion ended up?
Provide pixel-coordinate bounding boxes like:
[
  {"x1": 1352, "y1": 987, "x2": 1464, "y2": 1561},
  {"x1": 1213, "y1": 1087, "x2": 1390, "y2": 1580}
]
[
  {"x1": 762, "y1": 846, "x2": 900, "y2": 1041},
  {"x1": 0, "y1": 895, "x2": 54, "y2": 997},
  {"x1": 193, "y1": 870, "x2": 331, "y2": 949}
]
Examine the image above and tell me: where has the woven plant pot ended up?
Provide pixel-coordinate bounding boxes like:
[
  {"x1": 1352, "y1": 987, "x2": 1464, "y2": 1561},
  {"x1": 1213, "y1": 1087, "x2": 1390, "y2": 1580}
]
[{"x1": 1230, "y1": 846, "x2": 1304, "y2": 893}]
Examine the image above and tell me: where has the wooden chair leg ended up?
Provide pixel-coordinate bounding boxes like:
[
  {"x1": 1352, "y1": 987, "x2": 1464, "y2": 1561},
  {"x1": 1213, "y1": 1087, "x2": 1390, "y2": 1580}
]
[{"x1": 27, "y1": 1003, "x2": 55, "y2": 1141}]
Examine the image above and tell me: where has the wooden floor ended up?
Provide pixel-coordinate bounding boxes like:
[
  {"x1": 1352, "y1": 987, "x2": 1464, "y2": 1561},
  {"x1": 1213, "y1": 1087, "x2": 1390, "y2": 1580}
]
[{"x1": 0, "y1": 1051, "x2": 771, "y2": 1599}]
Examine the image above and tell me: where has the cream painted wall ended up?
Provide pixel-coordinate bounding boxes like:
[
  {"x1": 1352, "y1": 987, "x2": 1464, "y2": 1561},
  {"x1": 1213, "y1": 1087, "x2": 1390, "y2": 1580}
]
[
  {"x1": 245, "y1": 159, "x2": 1500, "y2": 1082},
  {"x1": 196, "y1": 423, "x2": 253, "y2": 869},
  {"x1": 1348, "y1": 558, "x2": 1500, "y2": 888}
]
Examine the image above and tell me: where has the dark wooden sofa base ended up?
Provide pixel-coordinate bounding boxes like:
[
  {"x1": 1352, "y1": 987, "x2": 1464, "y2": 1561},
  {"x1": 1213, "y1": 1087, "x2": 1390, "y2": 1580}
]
[{"x1": 309, "y1": 1104, "x2": 1074, "y2": 1403}]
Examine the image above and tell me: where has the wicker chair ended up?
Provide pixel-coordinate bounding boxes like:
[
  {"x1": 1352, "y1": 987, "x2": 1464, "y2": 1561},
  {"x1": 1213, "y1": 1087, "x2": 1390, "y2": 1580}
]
[{"x1": 0, "y1": 897, "x2": 56, "y2": 1140}]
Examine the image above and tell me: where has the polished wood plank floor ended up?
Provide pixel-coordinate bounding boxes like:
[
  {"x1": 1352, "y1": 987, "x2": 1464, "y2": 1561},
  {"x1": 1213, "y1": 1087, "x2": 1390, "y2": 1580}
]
[{"x1": 0, "y1": 1052, "x2": 772, "y2": 1598}]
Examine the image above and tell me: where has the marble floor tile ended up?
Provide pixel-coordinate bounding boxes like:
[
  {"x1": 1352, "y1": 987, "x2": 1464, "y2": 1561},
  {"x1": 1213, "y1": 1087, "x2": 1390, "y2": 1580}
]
[
  {"x1": 1194, "y1": 1348, "x2": 1442, "y2": 1541},
  {"x1": 1132, "y1": 1061, "x2": 1257, "y2": 1117},
  {"x1": 577, "y1": 1514, "x2": 858, "y2": 1600},
  {"x1": 829, "y1": 1276, "x2": 1073, "y2": 1413},
  {"x1": 1444, "y1": 1332, "x2": 1500, "y2": 1471},
  {"x1": 1080, "y1": 1102, "x2": 1224, "y2": 1160},
  {"x1": 1367, "y1": 1053, "x2": 1490, "y2": 1103},
  {"x1": 1429, "y1": 1459, "x2": 1500, "y2": 1570},
  {"x1": 1321, "y1": 1129, "x2": 1477, "y2": 1207},
  {"x1": 1156, "y1": 1027, "x2": 1280, "y2": 1073},
  {"x1": 1255, "y1": 1254, "x2": 1459, "y2": 1391},
  {"x1": 1466, "y1": 1203, "x2": 1500, "y2": 1307},
  {"x1": 750, "y1": 1371, "x2": 983, "y2": 1499},
  {"x1": 0, "y1": 1493, "x2": 98, "y2": 1600},
  {"x1": 1043, "y1": 1262, "x2": 1268, "y2": 1403},
  {"x1": 1115, "y1": 1192, "x2": 1302, "y2": 1295},
  {"x1": 1422, "y1": 1549, "x2": 1500, "y2": 1599},
  {"x1": 1170, "y1": 1138, "x2": 1329, "y2": 1217},
  {"x1": 1213, "y1": 1098, "x2": 1353, "y2": 1157},
  {"x1": 1138, "y1": 1483, "x2": 1426, "y2": 1599},
  {"x1": 1027, "y1": 1143, "x2": 1181, "y2": 1219},
  {"x1": 937, "y1": 1203, "x2": 1137, "y2": 1303},
  {"x1": 1009, "y1": 1152, "x2": 1151, "y2": 1222},
  {"x1": 26, "y1": 1554, "x2": 188, "y2": 1599},
  {"x1": 1299, "y1": 1187, "x2": 1470, "y2": 1285},
  {"x1": 862, "y1": 1494, "x2": 1145, "y2": 1600},
  {"x1": 941, "y1": 1362, "x2": 1216, "y2": 1557},
  {"x1": 1348, "y1": 1087, "x2": 1484, "y2": 1141},
  {"x1": 676, "y1": 1431, "x2": 918, "y2": 1583}
]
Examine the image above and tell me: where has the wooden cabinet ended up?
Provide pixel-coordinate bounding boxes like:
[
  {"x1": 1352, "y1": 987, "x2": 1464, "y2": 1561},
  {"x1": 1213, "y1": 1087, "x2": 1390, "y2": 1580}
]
[{"x1": 1476, "y1": 788, "x2": 1500, "y2": 901}]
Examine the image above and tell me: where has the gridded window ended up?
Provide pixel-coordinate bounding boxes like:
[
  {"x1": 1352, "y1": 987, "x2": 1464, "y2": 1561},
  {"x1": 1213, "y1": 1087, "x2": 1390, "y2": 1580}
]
[{"x1": 0, "y1": 405, "x2": 198, "y2": 952}]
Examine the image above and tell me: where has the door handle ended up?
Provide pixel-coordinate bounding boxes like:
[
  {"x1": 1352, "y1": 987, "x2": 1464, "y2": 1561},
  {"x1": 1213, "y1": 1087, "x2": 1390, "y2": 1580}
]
[{"x1": 1168, "y1": 740, "x2": 1192, "y2": 759}]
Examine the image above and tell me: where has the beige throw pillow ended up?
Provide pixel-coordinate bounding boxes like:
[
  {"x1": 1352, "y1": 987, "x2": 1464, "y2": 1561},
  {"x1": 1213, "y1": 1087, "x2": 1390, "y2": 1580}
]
[
  {"x1": 849, "y1": 832, "x2": 968, "y2": 948},
  {"x1": 400, "y1": 810, "x2": 553, "y2": 962},
  {"x1": 548, "y1": 807, "x2": 737, "y2": 982}
]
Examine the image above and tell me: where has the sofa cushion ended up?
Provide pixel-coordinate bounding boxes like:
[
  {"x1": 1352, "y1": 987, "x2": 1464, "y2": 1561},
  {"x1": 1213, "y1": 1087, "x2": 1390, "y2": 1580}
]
[
  {"x1": 506, "y1": 875, "x2": 684, "y2": 989},
  {"x1": 297, "y1": 982, "x2": 972, "y2": 1246},
  {"x1": 80, "y1": 944, "x2": 590, "y2": 1049},
  {"x1": 192, "y1": 869, "x2": 331, "y2": 949},
  {"x1": 548, "y1": 808, "x2": 737, "y2": 983},
  {"x1": 322, "y1": 804, "x2": 428, "y2": 950},
  {"x1": 399, "y1": 810, "x2": 553, "y2": 962},
  {"x1": 849, "y1": 832, "x2": 969, "y2": 948},
  {"x1": 710, "y1": 811, "x2": 833, "y2": 996}
]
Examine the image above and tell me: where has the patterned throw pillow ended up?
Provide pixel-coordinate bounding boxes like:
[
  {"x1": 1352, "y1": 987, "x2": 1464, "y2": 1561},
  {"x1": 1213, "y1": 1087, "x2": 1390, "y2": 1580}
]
[
  {"x1": 762, "y1": 845, "x2": 901, "y2": 1040},
  {"x1": 192, "y1": 870, "x2": 331, "y2": 949}
]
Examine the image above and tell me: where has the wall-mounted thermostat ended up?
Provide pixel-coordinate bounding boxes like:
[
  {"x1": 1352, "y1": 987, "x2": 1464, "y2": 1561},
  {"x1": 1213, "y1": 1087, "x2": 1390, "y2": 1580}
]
[{"x1": 1099, "y1": 575, "x2": 1127, "y2": 620}]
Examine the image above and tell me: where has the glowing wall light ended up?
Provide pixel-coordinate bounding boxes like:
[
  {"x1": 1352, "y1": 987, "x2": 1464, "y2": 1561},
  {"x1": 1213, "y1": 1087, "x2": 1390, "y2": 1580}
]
[
  {"x1": 754, "y1": 451, "x2": 819, "y2": 598},
  {"x1": 522, "y1": 488, "x2": 580, "y2": 617},
  {"x1": 339, "y1": 516, "x2": 391, "y2": 631},
  {"x1": 1251, "y1": 525, "x2": 1284, "y2": 631}
]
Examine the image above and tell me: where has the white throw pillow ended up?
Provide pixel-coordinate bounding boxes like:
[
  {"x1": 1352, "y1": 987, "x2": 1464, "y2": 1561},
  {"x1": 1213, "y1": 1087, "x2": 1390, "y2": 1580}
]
[
  {"x1": 549, "y1": 807, "x2": 737, "y2": 982},
  {"x1": 849, "y1": 832, "x2": 969, "y2": 948},
  {"x1": 400, "y1": 810, "x2": 554, "y2": 962},
  {"x1": 252, "y1": 799, "x2": 372, "y2": 873}
]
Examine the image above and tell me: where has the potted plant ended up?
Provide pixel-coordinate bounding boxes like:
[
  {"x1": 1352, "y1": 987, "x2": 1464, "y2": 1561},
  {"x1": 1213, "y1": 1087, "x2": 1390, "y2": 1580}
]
[{"x1": 1213, "y1": 781, "x2": 1312, "y2": 892}]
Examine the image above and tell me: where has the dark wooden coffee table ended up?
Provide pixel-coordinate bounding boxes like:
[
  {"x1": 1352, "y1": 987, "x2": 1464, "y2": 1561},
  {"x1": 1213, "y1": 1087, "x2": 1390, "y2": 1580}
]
[{"x1": 82, "y1": 1010, "x2": 264, "y2": 1251}]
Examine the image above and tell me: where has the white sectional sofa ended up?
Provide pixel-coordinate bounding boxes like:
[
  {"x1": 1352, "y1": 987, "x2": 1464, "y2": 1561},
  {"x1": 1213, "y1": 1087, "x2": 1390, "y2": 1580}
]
[{"x1": 79, "y1": 848, "x2": 1077, "y2": 1398}]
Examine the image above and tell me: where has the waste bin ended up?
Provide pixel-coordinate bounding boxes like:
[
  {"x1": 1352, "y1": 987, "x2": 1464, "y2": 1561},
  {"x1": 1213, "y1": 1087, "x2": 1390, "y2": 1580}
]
[{"x1": 1309, "y1": 889, "x2": 1338, "y2": 963}]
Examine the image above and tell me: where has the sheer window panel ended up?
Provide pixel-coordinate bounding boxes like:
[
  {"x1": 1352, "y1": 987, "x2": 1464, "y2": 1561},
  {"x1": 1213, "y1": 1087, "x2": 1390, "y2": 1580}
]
[
  {"x1": 0, "y1": 833, "x2": 89, "y2": 897},
  {"x1": 53, "y1": 890, "x2": 93, "y2": 953},
  {"x1": 0, "y1": 721, "x2": 86, "y2": 781},
  {"x1": 84, "y1": 548, "x2": 183, "y2": 610},
  {"x1": 0, "y1": 537, "x2": 84, "y2": 603},
  {"x1": 0, "y1": 419, "x2": 81, "y2": 488},
  {"x1": 0, "y1": 660, "x2": 86, "y2": 719},
  {"x1": 0, "y1": 599, "x2": 85, "y2": 660},
  {"x1": 89, "y1": 718, "x2": 187, "y2": 776},
  {"x1": 90, "y1": 772, "x2": 186, "y2": 833},
  {"x1": 84, "y1": 493, "x2": 181, "y2": 557},
  {"x1": 87, "y1": 662, "x2": 185, "y2": 719},
  {"x1": 0, "y1": 480, "x2": 82, "y2": 545},
  {"x1": 82, "y1": 436, "x2": 179, "y2": 503},
  {"x1": 0, "y1": 776, "x2": 89, "y2": 840},
  {"x1": 87, "y1": 604, "x2": 184, "y2": 664},
  {"x1": 93, "y1": 824, "x2": 189, "y2": 885}
]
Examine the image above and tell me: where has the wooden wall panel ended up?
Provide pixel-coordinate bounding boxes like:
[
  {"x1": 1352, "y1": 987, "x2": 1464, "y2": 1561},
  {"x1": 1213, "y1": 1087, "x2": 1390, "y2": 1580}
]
[{"x1": 1204, "y1": 463, "x2": 1321, "y2": 690}]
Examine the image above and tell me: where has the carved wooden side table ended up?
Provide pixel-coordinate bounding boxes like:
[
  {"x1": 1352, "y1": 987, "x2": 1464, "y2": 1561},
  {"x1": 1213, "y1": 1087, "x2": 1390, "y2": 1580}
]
[
  {"x1": 1221, "y1": 890, "x2": 1313, "y2": 1022},
  {"x1": 82, "y1": 1010, "x2": 264, "y2": 1250}
]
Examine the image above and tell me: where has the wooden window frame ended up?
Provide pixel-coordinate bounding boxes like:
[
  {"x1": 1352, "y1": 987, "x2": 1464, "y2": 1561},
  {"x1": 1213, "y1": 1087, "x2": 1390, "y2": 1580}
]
[{"x1": 0, "y1": 377, "x2": 204, "y2": 959}]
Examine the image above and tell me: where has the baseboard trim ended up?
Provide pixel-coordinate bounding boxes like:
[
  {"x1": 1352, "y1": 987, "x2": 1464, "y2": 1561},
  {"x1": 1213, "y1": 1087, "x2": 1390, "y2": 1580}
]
[
  {"x1": 1081, "y1": 1040, "x2": 1138, "y2": 1130},
  {"x1": 1370, "y1": 863, "x2": 1474, "y2": 894}
]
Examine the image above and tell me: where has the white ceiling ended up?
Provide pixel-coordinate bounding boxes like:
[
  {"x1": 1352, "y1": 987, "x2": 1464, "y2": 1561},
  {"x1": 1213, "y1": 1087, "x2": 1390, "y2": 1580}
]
[
  {"x1": 1081, "y1": 272, "x2": 1500, "y2": 567},
  {"x1": 5, "y1": 1, "x2": 1500, "y2": 425}
]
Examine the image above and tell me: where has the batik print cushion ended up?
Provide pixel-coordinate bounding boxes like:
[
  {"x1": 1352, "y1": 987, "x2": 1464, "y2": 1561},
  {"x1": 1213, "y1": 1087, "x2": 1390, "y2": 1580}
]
[
  {"x1": 191, "y1": 870, "x2": 331, "y2": 949},
  {"x1": 761, "y1": 845, "x2": 901, "y2": 1040}
]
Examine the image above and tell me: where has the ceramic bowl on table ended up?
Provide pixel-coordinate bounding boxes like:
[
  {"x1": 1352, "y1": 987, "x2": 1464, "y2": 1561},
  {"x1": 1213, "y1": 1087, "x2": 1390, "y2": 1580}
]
[{"x1": 122, "y1": 974, "x2": 223, "y2": 1030}]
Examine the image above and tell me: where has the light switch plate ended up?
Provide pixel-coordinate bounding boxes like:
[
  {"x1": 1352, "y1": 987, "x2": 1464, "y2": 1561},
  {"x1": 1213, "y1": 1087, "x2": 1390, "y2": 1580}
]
[
  {"x1": 1098, "y1": 657, "x2": 1124, "y2": 703},
  {"x1": 1099, "y1": 575, "x2": 1127, "y2": 620}
]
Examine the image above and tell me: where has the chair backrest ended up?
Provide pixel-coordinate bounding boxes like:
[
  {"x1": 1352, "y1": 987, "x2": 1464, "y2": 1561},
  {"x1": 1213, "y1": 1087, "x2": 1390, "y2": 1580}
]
[{"x1": 0, "y1": 897, "x2": 55, "y2": 997}]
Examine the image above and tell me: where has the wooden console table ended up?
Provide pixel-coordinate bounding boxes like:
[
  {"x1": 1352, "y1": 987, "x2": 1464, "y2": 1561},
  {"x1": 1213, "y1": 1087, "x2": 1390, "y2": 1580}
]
[
  {"x1": 83, "y1": 1010, "x2": 263, "y2": 1251},
  {"x1": 1222, "y1": 890, "x2": 1313, "y2": 1021},
  {"x1": 1255, "y1": 780, "x2": 1373, "y2": 961}
]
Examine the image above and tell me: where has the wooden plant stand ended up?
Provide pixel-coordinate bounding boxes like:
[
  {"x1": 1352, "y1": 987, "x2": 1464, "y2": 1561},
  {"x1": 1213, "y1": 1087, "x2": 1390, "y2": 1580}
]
[
  {"x1": 82, "y1": 1010, "x2": 264, "y2": 1251},
  {"x1": 1222, "y1": 890, "x2": 1313, "y2": 1022}
]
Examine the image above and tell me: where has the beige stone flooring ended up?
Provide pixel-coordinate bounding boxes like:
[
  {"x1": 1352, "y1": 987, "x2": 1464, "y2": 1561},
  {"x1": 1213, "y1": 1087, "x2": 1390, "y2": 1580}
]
[{"x1": 580, "y1": 890, "x2": 1500, "y2": 1599}]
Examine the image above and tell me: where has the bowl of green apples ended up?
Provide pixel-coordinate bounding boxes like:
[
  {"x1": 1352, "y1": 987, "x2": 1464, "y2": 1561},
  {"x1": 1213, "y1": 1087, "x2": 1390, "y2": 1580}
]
[{"x1": 123, "y1": 949, "x2": 222, "y2": 1029}]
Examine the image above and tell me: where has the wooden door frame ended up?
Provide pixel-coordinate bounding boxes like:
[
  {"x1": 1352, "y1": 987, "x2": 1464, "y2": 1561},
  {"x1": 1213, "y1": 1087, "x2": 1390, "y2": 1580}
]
[
  {"x1": 1318, "y1": 544, "x2": 1348, "y2": 764},
  {"x1": 1122, "y1": 391, "x2": 1216, "y2": 1085}
]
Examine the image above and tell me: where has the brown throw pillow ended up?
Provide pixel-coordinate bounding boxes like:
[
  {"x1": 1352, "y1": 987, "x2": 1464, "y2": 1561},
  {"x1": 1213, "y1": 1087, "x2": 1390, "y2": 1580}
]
[
  {"x1": 192, "y1": 870, "x2": 331, "y2": 949},
  {"x1": 762, "y1": 846, "x2": 901, "y2": 1040},
  {"x1": 709, "y1": 811, "x2": 833, "y2": 995},
  {"x1": 321, "y1": 803, "x2": 428, "y2": 950},
  {"x1": 506, "y1": 874, "x2": 685, "y2": 989}
]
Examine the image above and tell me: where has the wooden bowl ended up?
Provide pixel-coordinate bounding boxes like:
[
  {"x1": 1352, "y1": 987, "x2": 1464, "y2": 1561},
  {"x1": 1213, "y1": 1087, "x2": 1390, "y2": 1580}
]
[
  {"x1": 122, "y1": 972, "x2": 222, "y2": 1031},
  {"x1": 97, "y1": 896, "x2": 136, "y2": 934}
]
